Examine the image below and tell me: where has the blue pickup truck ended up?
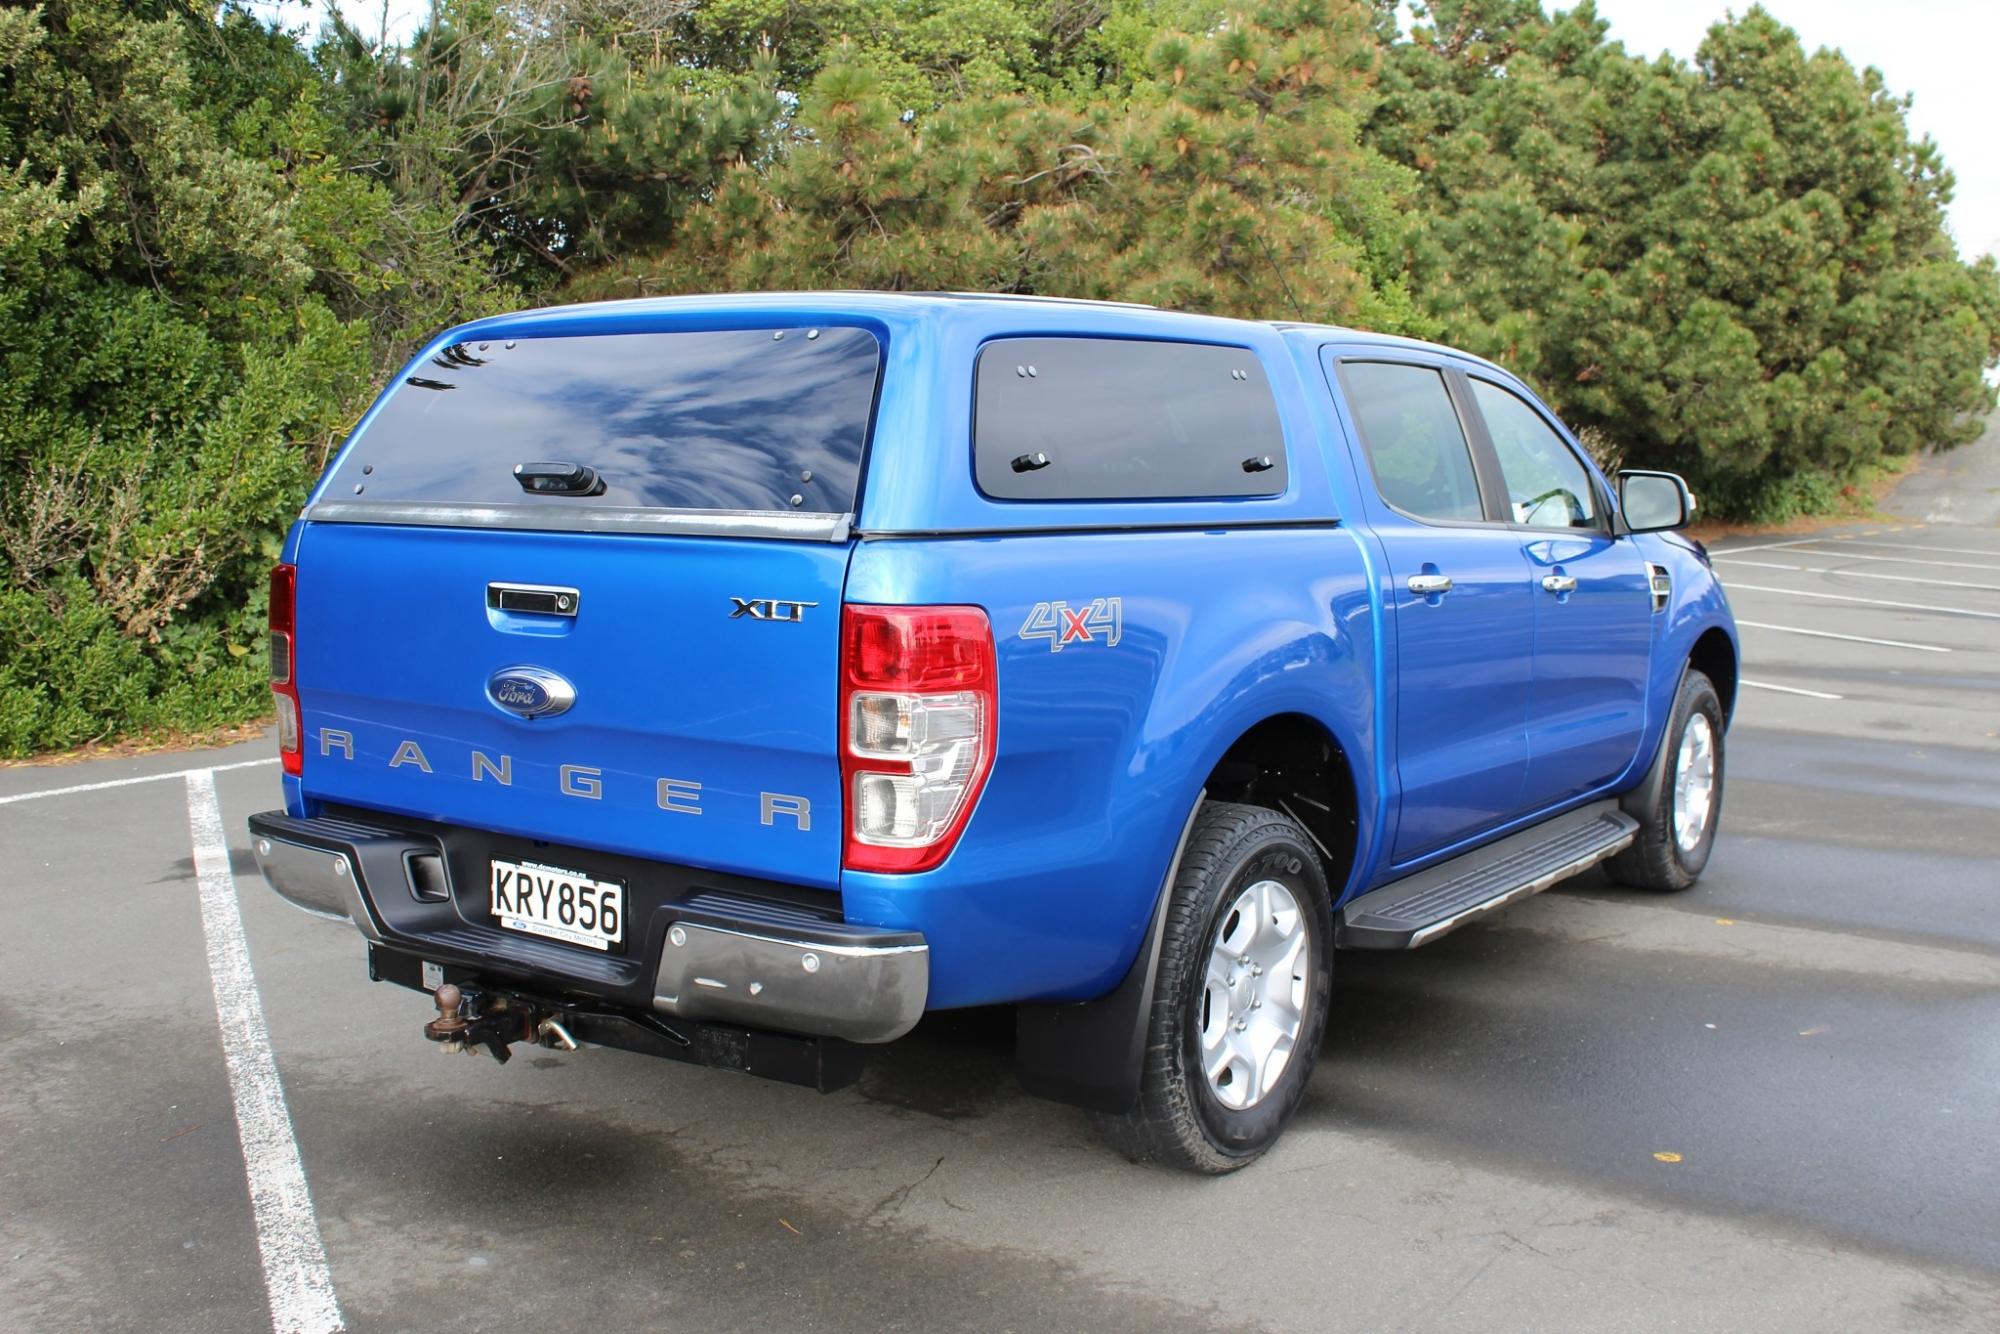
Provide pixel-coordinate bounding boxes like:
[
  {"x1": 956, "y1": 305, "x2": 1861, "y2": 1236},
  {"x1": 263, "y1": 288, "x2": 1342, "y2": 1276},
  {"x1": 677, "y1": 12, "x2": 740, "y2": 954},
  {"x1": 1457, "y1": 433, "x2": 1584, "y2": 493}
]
[{"x1": 249, "y1": 292, "x2": 1736, "y2": 1172}]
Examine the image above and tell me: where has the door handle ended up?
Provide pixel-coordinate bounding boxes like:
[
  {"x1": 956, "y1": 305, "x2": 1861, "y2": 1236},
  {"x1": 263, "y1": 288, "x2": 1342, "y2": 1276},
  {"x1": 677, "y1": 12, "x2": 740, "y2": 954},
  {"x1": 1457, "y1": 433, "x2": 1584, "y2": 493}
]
[
  {"x1": 1408, "y1": 574, "x2": 1453, "y2": 596},
  {"x1": 1541, "y1": 574, "x2": 1578, "y2": 594}
]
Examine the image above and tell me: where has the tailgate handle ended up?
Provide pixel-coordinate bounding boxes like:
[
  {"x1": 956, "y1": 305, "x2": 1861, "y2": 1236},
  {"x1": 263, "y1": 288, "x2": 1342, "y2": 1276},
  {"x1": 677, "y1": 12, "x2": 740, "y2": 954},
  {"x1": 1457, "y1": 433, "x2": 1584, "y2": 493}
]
[{"x1": 488, "y1": 583, "x2": 580, "y2": 617}]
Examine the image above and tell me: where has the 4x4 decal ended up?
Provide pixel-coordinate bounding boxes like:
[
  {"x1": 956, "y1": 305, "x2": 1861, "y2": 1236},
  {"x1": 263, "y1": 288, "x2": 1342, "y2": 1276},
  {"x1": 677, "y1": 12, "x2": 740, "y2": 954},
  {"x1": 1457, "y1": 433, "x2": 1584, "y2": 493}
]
[{"x1": 1019, "y1": 598, "x2": 1124, "y2": 651}]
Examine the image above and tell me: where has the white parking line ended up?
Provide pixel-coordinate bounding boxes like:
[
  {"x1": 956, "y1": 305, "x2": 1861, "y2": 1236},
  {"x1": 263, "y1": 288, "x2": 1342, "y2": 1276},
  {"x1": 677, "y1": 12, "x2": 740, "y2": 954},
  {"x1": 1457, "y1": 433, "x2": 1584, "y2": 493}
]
[
  {"x1": 1741, "y1": 679, "x2": 1844, "y2": 700},
  {"x1": 1816, "y1": 535, "x2": 2000, "y2": 559},
  {"x1": 1706, "y1": 537, "x2": 1827, "y2": 557},
  {"x1": 0, "y1": 756, "x2": 275, "y2": 806},
  {"x1": 1722, "y1": 582, "x2": 2000, "y2": 620},
  {"x1": 1713, "y1": 557, "x2": 2000, "y2": 593},
  {"x1": 1733, "y1": 620, "x2": 1951, "y2": 653},
  {"x1": 1764, "y1": 546, "x2": 2000, "y2": 573},
  {"x1": 186, "y1": 770, "x2": 344, "y2": 1334}
]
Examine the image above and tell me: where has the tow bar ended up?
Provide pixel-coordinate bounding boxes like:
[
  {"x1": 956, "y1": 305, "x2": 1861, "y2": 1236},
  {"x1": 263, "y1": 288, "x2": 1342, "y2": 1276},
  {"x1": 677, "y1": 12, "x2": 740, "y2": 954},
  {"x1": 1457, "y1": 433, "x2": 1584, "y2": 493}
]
[
  {"x1": 377, "y1": 946, "x2": 862, "y2": 1092},
  {"x1": 423, "y1": 982, "x2": 576, "y2": 1064}
]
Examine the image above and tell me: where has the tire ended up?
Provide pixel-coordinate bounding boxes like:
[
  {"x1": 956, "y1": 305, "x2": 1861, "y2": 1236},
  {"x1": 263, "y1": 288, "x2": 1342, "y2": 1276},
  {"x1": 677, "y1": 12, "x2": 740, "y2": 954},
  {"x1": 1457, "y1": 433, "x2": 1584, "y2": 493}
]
[
  {"x1": 1606, "y1": 668, "x2": 1725, "y2": 892},
  {"x1": 1094, "y1": 801, "x2": 1333, "y2": 1173}
]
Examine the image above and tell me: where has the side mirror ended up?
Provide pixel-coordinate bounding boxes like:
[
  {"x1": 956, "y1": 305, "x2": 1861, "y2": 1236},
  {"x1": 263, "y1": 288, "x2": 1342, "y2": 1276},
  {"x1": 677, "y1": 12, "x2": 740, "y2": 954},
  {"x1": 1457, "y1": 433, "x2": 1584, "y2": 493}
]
[{"x1": 1618, "y1": 469, "x2": 1696, "y2": 532}]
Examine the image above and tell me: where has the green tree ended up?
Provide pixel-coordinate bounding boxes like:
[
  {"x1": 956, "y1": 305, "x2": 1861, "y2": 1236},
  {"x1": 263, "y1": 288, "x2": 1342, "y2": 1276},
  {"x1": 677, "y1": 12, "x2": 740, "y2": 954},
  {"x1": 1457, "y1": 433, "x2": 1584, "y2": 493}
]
[
  {"x1": 1368, "y1": 1, "x2": 2000, "y2": 519},
  {"x1": 584, "y1": 1, "x2": 1423, "y2": 331},
  {"x1": 313, "y1": 0, "x2": 786, "y2": 280},
  {"x1": 0, "y1": 1, "x2": 492, "y2": 753},
  {"x1": 675, "y1": 0, "x2": 1223, "y2": 105}
]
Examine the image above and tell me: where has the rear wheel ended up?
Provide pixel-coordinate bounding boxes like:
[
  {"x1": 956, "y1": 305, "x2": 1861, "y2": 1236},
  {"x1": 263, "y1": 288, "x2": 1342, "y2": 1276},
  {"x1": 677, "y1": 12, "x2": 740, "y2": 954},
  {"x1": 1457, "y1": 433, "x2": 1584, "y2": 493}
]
[
  {"x1": 1607, "y1": 668, "x2": 1725, "y2": 892},
  {"x1": 1094, "y1": 802, "x2": 1333, "y2": 1173}
]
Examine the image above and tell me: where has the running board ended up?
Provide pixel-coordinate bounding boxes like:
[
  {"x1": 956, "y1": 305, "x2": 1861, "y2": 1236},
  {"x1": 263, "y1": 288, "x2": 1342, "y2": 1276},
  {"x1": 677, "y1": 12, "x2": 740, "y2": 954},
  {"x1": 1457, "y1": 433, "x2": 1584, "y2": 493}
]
[{"x1": 1337, "y1": 801, "x2": 1639, "y2": 949}]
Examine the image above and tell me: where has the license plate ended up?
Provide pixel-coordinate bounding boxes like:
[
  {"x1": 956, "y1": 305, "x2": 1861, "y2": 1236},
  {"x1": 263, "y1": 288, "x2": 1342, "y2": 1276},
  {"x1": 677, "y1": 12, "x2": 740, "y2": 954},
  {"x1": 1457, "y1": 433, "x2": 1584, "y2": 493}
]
[{"x1": 490, "y1": 858, "x2": 624, "y2": 952}]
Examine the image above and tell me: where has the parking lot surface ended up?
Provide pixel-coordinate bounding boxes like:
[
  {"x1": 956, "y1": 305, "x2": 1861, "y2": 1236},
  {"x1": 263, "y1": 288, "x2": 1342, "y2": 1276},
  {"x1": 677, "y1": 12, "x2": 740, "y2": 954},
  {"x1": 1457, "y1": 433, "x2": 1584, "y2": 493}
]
[{"x1": 4, "y1": 437, "x2": 1998, "y2": 1332}]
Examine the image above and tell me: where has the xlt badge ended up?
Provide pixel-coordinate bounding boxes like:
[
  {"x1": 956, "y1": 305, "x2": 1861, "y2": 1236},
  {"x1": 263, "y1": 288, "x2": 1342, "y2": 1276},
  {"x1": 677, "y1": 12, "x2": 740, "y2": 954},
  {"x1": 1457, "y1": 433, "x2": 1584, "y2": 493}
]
[
  {"x1": 486, "y1": 666, "x2": 576, "y2": 720},
  {"x1": 730, "y1": 597, "x2": 818, "y2": 622}
]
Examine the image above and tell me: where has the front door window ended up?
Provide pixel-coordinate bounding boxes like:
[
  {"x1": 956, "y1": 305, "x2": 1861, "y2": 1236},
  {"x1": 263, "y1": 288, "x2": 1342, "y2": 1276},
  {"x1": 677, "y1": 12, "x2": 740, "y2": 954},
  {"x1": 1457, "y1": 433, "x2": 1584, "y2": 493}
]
[{"x1": 1470, "y1": 379, "x2": 1597, "y2": 530}]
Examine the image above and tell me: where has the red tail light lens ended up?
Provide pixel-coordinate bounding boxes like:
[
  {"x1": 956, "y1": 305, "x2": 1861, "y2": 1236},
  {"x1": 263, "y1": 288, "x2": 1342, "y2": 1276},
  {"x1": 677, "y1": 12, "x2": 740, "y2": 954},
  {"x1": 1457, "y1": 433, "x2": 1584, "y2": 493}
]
[
  {"x1": 840, "y1": 605, "x2": 997, "y2": 873},
  {"x1": 268, "y1": 563, "x2": 294, "y2": 684},
  {"x1": 270, "y1": 563, "x2": 301, "y2": 777}
]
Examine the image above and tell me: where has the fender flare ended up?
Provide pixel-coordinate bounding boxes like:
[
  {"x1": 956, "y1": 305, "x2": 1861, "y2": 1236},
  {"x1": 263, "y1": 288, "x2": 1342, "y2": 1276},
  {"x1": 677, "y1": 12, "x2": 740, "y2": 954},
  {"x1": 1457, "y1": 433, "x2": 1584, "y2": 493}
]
[{"x1": 1013, "y1": 790, "x2": 1206, "y2": 1113}]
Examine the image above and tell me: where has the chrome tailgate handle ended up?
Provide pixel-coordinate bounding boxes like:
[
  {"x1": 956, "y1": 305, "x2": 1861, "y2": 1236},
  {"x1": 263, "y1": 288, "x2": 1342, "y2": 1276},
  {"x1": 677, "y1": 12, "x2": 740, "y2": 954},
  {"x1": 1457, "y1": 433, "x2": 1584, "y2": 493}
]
[{"x1": 488, "y1": 582, "x2": 580, "y2": 616}]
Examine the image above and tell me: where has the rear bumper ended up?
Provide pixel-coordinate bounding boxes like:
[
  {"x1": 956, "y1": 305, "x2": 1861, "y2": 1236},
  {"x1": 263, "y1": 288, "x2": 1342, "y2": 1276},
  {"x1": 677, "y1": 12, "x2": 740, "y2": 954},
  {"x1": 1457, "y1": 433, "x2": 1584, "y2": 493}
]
[
  {"x1": 651, "y1": 921, "x2": 926, "y2": 1044},
  {"x1": 254, "y1": 828, "x2": 368, "y2": 923},
  {"x1": 247, "y1": 809, "x2": 928, "y2": 1044}
]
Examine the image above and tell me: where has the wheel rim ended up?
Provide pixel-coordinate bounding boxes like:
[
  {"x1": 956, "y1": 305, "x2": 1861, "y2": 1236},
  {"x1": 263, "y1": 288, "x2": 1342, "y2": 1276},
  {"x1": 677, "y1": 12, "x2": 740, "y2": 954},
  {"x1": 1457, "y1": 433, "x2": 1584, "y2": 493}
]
[
  {"x1": 1198, "y1": 878, "x2": 1310, "y2": 1111},
  {"x1": 1672, "y1": 711, "x2": 1716, "y2": 855}
]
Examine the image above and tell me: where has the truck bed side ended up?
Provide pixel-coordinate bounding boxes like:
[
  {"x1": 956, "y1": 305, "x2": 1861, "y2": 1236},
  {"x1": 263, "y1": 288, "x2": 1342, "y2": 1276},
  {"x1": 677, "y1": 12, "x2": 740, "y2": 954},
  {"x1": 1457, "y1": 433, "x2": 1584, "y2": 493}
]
[{"x1": 839, "y1": 526, "x2": 1381, "y2": 1008}]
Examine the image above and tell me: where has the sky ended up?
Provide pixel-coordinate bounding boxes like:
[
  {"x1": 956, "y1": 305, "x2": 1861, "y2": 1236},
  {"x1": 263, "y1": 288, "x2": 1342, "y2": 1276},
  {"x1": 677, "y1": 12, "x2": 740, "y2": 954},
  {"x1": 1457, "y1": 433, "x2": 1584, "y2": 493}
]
[
  {"x1": 1563, "y1": 0, "x2": 1999, "y2": 263},
  {"x1": 259, "y1": 0, "x2": 1997, "y2": 263}
]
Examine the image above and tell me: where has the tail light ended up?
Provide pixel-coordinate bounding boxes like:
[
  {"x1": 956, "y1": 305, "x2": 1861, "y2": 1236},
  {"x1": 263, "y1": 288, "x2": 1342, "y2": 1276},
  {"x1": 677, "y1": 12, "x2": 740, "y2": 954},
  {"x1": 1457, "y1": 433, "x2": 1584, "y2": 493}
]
[
  {"x1": 270, "y1": 563, "x2": 301, "y2": 777},
  {"x1": 840, "y1": 605, "x2": 997, "y2": 873}
]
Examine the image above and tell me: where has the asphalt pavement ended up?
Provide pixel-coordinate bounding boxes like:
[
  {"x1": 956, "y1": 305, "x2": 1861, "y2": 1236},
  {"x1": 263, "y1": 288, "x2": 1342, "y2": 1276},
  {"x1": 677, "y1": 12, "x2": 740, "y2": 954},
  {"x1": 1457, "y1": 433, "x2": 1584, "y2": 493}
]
[{"x1": 3, "y1": 437, "x2": 1997, "y2": 1332}]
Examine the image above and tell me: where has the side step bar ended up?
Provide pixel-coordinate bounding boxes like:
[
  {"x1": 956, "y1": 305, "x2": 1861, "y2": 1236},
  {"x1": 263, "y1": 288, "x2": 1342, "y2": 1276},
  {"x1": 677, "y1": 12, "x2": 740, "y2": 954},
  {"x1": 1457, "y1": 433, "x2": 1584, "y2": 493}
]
[{"x1": 1337, "y1": 800, "x2": 1639, "y2": 949}]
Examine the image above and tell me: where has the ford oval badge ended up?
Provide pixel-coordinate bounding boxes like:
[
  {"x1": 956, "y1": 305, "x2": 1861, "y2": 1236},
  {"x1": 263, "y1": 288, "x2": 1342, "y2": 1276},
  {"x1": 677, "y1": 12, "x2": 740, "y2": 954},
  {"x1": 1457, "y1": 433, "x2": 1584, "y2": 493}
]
[{"x1": 486, "y1": 666, "x2": 576, "y2": 720}]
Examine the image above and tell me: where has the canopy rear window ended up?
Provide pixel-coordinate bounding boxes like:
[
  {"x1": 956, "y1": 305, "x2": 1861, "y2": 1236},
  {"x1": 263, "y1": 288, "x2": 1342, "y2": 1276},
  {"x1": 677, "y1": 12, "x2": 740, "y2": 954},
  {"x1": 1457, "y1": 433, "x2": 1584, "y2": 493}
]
[
  {"x1": 325, "y1": 326, "x2": 881, "y2": 517},
  {"x1": 973, "y1": 337, "x2": 1288, "y2": 501}
]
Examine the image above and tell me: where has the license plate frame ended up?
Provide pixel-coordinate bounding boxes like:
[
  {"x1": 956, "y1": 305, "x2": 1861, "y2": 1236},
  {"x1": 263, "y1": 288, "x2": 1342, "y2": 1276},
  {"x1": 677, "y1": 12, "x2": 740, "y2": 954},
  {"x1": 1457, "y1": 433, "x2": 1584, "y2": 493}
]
[{"x1": 489, "y1": 857, "x2": 626, "y2": 953}]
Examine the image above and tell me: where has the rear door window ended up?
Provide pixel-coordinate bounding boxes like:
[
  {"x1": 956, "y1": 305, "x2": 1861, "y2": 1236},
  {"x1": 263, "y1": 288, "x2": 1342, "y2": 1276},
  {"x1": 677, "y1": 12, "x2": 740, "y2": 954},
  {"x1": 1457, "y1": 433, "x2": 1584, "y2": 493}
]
[
  {"x1": 973, "y1": 337, "x2": 1288, "y2": 500},
  {"x1": 326, "y1": 326, "x2": 882, "y2": 515},
  {"x1": 1338, "y1": 361, "x2": 1486, "y2": 524}
]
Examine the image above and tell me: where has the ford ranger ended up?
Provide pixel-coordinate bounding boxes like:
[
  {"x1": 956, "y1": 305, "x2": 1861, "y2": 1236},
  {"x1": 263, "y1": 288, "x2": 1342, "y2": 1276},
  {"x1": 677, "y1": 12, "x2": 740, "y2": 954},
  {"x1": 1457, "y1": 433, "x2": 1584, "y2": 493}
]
[{"x1": 249, "y1": 292, "x2": 1737, "y2": 1172}]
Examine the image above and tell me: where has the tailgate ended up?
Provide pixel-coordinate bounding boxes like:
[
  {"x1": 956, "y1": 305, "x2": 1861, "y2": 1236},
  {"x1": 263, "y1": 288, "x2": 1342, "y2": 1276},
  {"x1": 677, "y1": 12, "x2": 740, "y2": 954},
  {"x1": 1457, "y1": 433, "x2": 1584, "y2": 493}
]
[
  {"x1": 294, "y1": 523, "x2": 849, "y2": 886},
  {"x1": 287, "y1": 318, "x2": 883, "y2": 890}
]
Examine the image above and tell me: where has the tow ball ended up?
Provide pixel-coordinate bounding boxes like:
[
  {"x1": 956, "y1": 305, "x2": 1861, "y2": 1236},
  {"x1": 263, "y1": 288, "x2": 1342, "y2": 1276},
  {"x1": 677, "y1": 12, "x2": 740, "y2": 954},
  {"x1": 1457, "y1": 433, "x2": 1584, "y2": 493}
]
[{"x1": 423, "y1": 982, "x2": 578, "y2": 1064}]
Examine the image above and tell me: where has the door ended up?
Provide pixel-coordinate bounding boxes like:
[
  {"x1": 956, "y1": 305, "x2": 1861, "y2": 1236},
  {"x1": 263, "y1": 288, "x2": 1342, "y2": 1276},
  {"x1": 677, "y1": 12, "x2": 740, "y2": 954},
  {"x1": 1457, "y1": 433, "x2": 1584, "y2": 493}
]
[
  {"x1": 1328, "y1": 356, "x2": 1537, "y2": 865},
  {"x1": 1464, "y1": 377, "x2": 1652, "y2": 809}
]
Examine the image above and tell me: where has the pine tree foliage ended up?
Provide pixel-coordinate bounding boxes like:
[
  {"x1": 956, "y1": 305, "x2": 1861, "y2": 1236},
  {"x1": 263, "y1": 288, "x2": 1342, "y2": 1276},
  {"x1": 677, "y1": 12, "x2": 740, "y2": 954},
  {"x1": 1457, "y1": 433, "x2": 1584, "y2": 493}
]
[
  {"x1": 582, "y1": 2, "x2": 1423, "y2": 331},
  {"x1": 0, "y1": 1, "x2": 490, "y2": 752},
  {"x1": 312, "y1": 0, "x2": 786, "y2": 279},
  {"x1": 1368, "y1": 0, "x2": 2000, "y2": 519}
]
